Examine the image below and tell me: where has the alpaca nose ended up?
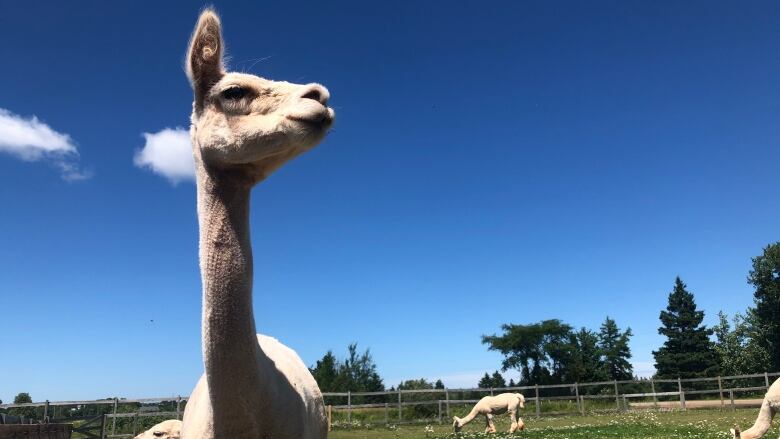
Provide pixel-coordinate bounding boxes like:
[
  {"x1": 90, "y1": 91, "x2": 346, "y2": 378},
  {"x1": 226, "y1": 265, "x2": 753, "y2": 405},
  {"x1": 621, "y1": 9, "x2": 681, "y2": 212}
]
[{"x1": 299, "y1": 84, "x2": 330, "y2": 105}]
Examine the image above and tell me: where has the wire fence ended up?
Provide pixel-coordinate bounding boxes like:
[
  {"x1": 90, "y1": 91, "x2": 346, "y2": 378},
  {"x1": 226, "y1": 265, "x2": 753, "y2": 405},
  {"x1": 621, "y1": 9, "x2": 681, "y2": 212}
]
[{"x1": 1, "y1": 371, "x2": 777, "y2": 436}]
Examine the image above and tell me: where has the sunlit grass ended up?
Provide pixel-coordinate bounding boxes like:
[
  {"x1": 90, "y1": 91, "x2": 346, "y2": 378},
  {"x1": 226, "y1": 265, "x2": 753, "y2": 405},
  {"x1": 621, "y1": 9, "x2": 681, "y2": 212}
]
[{"x1": 329, "y1": 409, "x2": 774, "y2": 439}]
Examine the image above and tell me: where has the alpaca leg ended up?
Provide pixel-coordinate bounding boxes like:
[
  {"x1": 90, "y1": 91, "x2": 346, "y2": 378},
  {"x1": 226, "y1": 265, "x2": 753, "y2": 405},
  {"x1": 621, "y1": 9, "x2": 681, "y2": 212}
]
[
  {"x1": 508, "y1": 410, "x2": 518, "y2": 433},
  {"x1": 483, "y1": 414, "x2": 497, "y2": 433}
]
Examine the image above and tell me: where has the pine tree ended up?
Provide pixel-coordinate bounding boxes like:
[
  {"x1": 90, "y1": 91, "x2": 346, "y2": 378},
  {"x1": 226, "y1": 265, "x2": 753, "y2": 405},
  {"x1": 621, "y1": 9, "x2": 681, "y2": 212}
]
[
  {"x1": 748, "y1": 242, "x2": 780, "y2": 371},
  {"x1": 491, "y1": 371, "x2": 507, "y2": 388},
  {"x1": 310, "y1": 351, "x2": 339, "y2": 391},
  {"x1": 573, "y1": 328, "x2": 607, "y2": 383},
  {"x1": 478, "y1": 373, "x2": 492, "y2": 388},
  {"x1": 653, "y1": 277, "x2": 720, "y2": 379},
  {"x1": 599, "y1": 317, "x2": 633, "y2": 380},
  {"x1": 434, "y1": 379, "x2": 445, "y2": 389}
]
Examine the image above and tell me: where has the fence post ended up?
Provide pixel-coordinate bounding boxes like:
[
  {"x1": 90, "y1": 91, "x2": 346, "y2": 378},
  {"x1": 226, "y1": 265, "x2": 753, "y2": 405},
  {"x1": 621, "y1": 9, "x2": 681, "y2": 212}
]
[
  {"x1": 438, "y1": 400, "x2": 442, "y2": 425},
  {"x1": 384, "y1": 403, "x2": 389, "y2": 425},
  {"x1": 44, "y1": 400, "x2": 50, "y2": 422},
  {"x1": 445, "y1": 389, "x2": 450, "y2": 419},
  {"x1": 765, "y1": 372, "x2": 770, "y2": 389},
  {"x1": 535, "y1": 385, "x2": 540, "y2": 418},
  {"x1": 490, "y1": 387, "x2": 494, "y2": 396},
  {"x1": 101, "y1": 414, "x2": 108, "y2": 439},
  {"x1": 574, "y1": 383, "x2": 582, "y2": 415},
  {"x1": 729, "y1": 389, "x2": 735, "y2": 411},
  {"x1": 328, "y1": 405, "x2": 333, "y2": 431},
  {"x1": 614, "y1": 380, "x2": 619, "y2": 411},
  {"x1": 398, "y1": 389, "x2": 402, "y2": 421},
  {"x1": 176, "y1": 396, "x2": 182, "y2": 420},
  {"x1": 678, "y1": 377, "x2": 686, "y2": 411},
  {"x1": 112, "y1": 398, "x2": 119, "y2": 435},
  {"x1": 347, "y1": 391, "x2": 352, "y2": 423},
  {"x1": 718, "y1": 377, "x2": 724, "y2": 410},
  {"x1": 651, "y1": 379, "x2": 658, "y2": 409}
]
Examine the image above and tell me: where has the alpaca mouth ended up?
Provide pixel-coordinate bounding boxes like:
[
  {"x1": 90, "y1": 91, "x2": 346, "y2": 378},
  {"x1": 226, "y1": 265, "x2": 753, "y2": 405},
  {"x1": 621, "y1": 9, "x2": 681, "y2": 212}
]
[
  {"x1": 286, "y1": 99, "x2": 335, "y2": 127},
  {"x1": 286, "y1": 107, "x2": 335, "y2": 128}
]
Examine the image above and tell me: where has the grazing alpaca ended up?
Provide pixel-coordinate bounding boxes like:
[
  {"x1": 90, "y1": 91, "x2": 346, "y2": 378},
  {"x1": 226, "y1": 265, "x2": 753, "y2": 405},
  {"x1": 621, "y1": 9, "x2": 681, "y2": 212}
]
[
  {"x1": 453, "y1": 393, "x2": 526, "y2": 433},
  {"x1": 134, "y1": 420, "x2": 182, "y2": 439},
  {"x1": 731, "y1": 378, "x2": 780, "y2": 439},
  {"x1": 179, "y1": 9, "x2": 334, "y2": 439}
]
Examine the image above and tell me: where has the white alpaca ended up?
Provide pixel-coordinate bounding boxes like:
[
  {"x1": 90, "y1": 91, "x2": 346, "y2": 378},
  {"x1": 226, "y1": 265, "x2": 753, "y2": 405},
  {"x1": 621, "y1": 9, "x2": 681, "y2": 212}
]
[
  {"x1": 731, "y1": 378, "x2": 780, "y2": 439},
  {"x1": 179, "y1": 9, "x2": 334, "y2": 439},
  {"x1": 453, "y1": 393, "x2": 526, "y2": 433},
  {"x1": 134, "y1": 420, "x2": 182, "y2": 439}
]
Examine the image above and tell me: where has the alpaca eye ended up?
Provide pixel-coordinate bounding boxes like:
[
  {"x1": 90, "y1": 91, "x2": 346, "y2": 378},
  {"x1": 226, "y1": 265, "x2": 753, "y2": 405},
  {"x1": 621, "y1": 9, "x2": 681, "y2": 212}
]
[{"x1": 221, "y1": 87, "x2": 248, "y2": 100}]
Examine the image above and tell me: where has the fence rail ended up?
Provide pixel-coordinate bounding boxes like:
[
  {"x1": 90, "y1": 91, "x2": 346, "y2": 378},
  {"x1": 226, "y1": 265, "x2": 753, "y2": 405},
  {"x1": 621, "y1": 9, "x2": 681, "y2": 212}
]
[{"x1": 1, "y1": 371, "x2": 777, "y2": 434}]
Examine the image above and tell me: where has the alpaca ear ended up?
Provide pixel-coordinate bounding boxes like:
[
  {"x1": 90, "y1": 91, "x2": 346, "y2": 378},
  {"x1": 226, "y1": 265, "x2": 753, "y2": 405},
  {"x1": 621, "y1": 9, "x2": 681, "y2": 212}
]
[
  {"x1": 186, "y1": 8, "x2": 225, "y2": 107},
  {"x1": 731, "y1": 427, "x2": 740, "y2": 438}
]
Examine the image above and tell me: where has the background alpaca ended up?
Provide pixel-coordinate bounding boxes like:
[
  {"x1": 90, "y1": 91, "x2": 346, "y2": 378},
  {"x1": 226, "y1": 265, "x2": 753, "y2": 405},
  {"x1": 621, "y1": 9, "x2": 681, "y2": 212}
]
[
  {"x1": 731, "y1": 378, "x2": 780, "y2": 439},
  {"x1": 453, "y1": 392, "x2": 526, "y2": 433},
  {"x1": 179, "y1": 9, "x2": 334, "y2": 439},
  {"x1": 134, "y1": 420, "x2": 182, "y2": 439}
]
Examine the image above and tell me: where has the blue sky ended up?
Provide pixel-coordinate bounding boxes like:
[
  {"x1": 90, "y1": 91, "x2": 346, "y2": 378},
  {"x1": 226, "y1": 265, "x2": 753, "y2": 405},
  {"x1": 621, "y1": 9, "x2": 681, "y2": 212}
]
[{"x1": 1, "y1": 0, "x2": 779, "y2": 402}]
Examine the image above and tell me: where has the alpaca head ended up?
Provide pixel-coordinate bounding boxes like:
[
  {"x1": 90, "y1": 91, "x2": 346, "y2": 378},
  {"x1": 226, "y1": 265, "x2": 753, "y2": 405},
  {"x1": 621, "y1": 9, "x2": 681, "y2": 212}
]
[
  {"x1": 517, "y1": 393, "x2": 525, "y2": 409},
  {"x1": 134, "y1": 420, "x2": 181, "y2": 439},
  {"x1": 452, "y1": 416, "x2": 463, "y2": 432},
  {"x1": 186, "y1": 9, "x2": 334, "y2": 184}
]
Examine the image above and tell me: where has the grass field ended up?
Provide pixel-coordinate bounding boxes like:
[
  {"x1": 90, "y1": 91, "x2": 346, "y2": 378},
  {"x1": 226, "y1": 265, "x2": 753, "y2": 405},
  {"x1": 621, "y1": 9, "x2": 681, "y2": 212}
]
[{"x1": 328, "y1": 409, "x2": 774, "y2": 439}]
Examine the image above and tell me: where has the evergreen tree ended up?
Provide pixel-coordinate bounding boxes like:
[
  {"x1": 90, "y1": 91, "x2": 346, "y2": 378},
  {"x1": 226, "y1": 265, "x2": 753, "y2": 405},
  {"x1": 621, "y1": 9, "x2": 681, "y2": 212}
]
[
  {"x1": 309, "y1": 344, "x2": 384, "y2": 395},
  {"x1": 491, "y1": 371, "x2": 507, "y2": 388},
  {"x1": 508, "y1": 379, "x2": 516, "y2": 387},
  {"x1": 598, "y1": 317, "x2": 634, "y2": 380},
  {"x1": 748, "y1": 242, "x2": 780, "y2": 371},
  {"x1": 434, "y1": 379, "x2": 445, "y2": 389},
  {"x1": 478, "y1": 373, "x2": 492, "y2": 388},
  {"x1": 572, "y1": 328, "x2": 607, "y2": 383},
  {"x1": 653, "y1": 277, "x2": 720, "y2": 378},
  {"x1": 310, "y1": 351, "x2": 339, "y2": 391}
]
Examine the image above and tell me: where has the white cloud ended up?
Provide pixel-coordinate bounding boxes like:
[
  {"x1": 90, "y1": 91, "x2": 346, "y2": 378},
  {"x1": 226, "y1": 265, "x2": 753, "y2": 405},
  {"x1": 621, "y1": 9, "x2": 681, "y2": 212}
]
[
  {"x1": 134, "y1": 127, "x2": 195, "y2": 184},
  {"x1": 0, "y1": 108, "x2": 90, "y2": 181}
]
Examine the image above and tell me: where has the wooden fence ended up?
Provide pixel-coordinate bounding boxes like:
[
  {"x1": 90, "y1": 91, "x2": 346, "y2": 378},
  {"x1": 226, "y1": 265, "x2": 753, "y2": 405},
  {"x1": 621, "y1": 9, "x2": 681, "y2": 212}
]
[{"x1": 0, "y1": 371, "x2": 777, "y2": 435}]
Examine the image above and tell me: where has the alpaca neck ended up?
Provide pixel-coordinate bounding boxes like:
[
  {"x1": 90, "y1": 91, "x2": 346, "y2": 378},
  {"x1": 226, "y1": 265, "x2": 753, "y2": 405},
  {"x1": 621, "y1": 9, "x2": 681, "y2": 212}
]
[
  {"x1": 741, "y1": 400, "x2": 775, "y2": 439},
  {"x1": 196, "y1": 164, "x2": 268, "y2": 425}
]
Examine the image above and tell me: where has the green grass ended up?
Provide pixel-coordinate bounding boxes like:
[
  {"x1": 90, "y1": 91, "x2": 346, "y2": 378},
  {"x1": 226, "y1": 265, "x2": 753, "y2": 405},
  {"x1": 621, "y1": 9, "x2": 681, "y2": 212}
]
[{"x1": 328, "y1": 409, "x2": 775, "y2": 439}]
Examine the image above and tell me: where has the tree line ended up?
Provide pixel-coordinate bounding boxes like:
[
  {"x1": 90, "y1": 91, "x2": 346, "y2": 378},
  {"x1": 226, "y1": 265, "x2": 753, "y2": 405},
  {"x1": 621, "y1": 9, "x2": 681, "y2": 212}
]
[
  {"x1": 484, "y1": 242, "x2": 779, "y2": 383},
  {"x1": 310, "y1": 242, "x2": 779, "y2": 392}
]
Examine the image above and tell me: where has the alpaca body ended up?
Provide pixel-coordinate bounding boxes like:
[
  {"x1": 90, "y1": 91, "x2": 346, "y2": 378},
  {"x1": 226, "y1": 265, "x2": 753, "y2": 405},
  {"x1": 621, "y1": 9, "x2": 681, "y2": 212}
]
[
  {"x1": 180, "y1": 9, "x2": 333, "y2": 439},
  {"x1": 453, "y1": 392, "x2": 525, "y2": 433},
  {"x1": 182, "y1": 335, "x2": 326, "y2": 439},
  {"x1": 731, "y1": 378, "x2": 780, "y2": 439}
]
